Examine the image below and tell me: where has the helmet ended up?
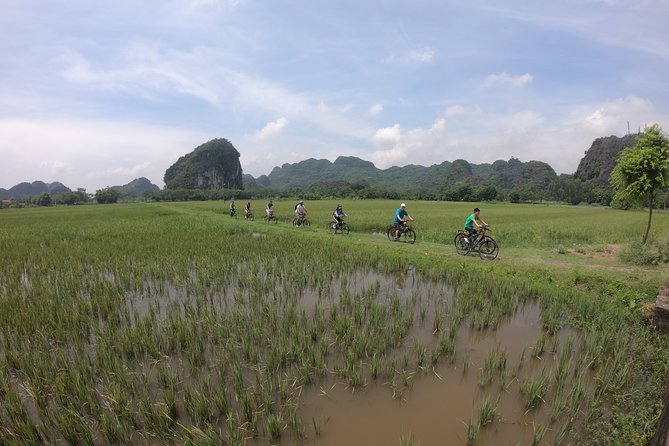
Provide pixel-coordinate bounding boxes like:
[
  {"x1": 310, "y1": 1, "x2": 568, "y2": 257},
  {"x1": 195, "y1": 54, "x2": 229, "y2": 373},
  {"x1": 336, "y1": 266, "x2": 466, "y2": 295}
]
[
  {"x1": 299, "y1": 200, "x2": 304, "y2": 204},
  {"x1": 400, "y1": 203, "x2": 406, "y2": 208}
]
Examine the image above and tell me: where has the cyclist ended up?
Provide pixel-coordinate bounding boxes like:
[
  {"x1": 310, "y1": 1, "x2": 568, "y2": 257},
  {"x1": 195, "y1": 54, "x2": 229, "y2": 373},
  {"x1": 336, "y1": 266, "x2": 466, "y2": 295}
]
[
  {"x1": 464, "y1": 207, "x2": 488, "y2": 243},
  {"x1": 332, "y1": 204, "x2": 348, "y2": 227},
  {"x1": 229, "y1": 200, "x2": 236, "y2": 217},
  {"x1": 266, "y1": 200, "x2": 274, "y2": 218},
  {"x1": 244, "y1": 202, "x2": 252, "y2": 219},
  {"x1": 295, "y1": 200, "x2": 307, "y2": 224},
  {"x1": 393, "y1": 203, "x2": 413, "y2": 239}
]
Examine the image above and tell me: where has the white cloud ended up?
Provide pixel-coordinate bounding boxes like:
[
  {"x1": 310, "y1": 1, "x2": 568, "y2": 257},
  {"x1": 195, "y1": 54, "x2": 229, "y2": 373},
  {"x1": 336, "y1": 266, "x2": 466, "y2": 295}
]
[
  {"x1": 59, "y1": 45, "x2": 225, "y2": 105},
  {"x1": 188, "y1": 0, "x2": 241, "y2": 6},
  {"x1": 483, "y1": 72, "x2": 533, "y2": 88},
  {"x1": 368, "y1": 103, "x2": 383, "y2": 116},
  {"x1": 369, "y1": 118, "x2": 449, "y2": 168},
  {"x1": 40, "y1": 160, "x2": 72, "y2": 175},
  {"x1": 581, "y1": 96, "x2": 655, "y2": 134},
  {"x1": 101, "y1": 162, "x2": 152, "y2": 178},
  {"x1": 386, "y1": 47, "x2": 435, "y2": 64},
  {"x1": 369, "y1": 147, "x2": 409, "y2": 168},
  {"x1": 252, "y1": 117, "x2": 288, "y2": 141},
  {"x1": 0, "y1": 118, "x2": 207, "y2": 190},
  {"x1": 371, "y1": 124, "x2": 402, "y2": 147}
]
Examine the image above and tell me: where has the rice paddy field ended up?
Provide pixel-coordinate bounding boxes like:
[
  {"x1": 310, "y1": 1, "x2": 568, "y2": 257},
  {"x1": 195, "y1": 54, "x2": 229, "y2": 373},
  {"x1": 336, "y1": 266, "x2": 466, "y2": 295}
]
[{"x1": 1, "y1": 199, "x2": 668, "y2": 445}]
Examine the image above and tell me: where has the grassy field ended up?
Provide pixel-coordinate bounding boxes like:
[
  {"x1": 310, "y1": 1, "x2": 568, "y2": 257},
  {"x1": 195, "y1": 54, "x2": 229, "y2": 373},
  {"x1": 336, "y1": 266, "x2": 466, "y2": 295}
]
[{"x1": 0, "y1": 200, "x2": 667, "y2": 445}]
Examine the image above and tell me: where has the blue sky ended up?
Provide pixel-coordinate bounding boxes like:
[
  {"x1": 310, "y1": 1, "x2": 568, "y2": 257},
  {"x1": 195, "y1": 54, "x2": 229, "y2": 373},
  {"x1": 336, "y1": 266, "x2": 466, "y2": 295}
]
[{"x1": 1, "y1": 0, "x2": 668, "y2": 191}]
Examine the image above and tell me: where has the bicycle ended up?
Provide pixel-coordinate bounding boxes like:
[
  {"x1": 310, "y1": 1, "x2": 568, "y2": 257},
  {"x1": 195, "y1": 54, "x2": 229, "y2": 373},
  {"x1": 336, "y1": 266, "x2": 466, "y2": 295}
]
[
  {"x1": 387, "y1": 223, "x2": 416, "y2": 244},
  {"x1": 229, "y1": 208, "x2": 237, "y2": 218},
  {"x1": 264, "y1": 213, "x2": 277, "y2": 223},
  {"x1": 454, "y1": 226, "x2": 498, "y2": 260},
  {"x1": 293, "y1": 215, "x2": 310, "y2": 227},
  {"x1": 244, "y1": 211, "x2": 254, "y2": 221},
  {"x1": 330, "y1": 220, "x2": 350, "y2": 234}
]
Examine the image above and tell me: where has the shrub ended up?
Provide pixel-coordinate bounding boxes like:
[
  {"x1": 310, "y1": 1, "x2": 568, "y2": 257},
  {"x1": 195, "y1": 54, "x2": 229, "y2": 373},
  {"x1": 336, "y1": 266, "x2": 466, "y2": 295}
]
[
  {"x1": 618, "y1": 240, "x2": 661, "y2": 265},
  {"x1": 655, "y1": 235, "x2": 669, "y2": 263}
]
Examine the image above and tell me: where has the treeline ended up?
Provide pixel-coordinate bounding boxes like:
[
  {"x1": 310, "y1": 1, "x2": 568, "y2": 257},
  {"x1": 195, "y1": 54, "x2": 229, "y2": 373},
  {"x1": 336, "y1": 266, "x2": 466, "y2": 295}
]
[
  {"x1": 0, "y1": 187, "x2": 155, "y2": 208},
  {"x1": 4, "y1": 176, "x2": 666, "y2": 209},
  {"x1": 151, "y1": 177, "x2": 669, "y2": 207}
]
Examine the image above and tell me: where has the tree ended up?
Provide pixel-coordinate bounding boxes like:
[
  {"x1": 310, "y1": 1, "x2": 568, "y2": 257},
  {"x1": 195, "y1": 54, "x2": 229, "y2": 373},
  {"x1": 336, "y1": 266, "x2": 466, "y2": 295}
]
[
  {"x1": 610, "y1": 124, "x2": 669, "y2": 244},
  {"x1": 476, "y1": 185, "x2": 498, "y2": 201},
  {"x1": 37, "y1": 192, "x2": 52, "y2": 206},
  {"x1": 95, "y1": 187, "x2": 121, "y2": 204}
]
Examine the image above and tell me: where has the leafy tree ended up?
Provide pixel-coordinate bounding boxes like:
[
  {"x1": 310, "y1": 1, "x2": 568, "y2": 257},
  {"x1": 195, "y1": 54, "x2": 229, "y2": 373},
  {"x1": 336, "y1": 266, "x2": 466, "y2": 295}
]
[
  {"x1": 95, "y1": 187, "x2": 121, "y2": 204},
  {"x1": 610, "y1": 124, "x2": 669, "y2": 244},
  {"x1": 36, "y1": 192, "x2": 52, "y2": 206},
  {"x1": 592, "y1": 187, "x2": 612, "y2": 206},
  {"x1": 476, "y1": 185, "x2": 498, "y2": 201}
]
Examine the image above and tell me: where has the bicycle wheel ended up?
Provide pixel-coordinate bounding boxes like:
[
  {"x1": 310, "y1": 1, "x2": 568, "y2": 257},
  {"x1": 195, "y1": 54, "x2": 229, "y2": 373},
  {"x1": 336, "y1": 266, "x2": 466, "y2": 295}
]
[
  {"x1": 330, "y1": 221, "x2": 338, "y2": 233},
  {"x1": 387, "y1": 226, "x2": 397, "y2": 241},
  {"x1": 340, "y1": 223, "x2": 350, "y2": 235},
  {"x1": 292, "y1": 217, "x2": 300, "y2": 227},
  {"x1": 303, "y1": 218, "x2": 310, "y2": 227},
  {"x1": 454, "y1": 233, "x2": 470, "y2": 255},
  {"x1": 479, "y1": 238, "x2": 499, "y2": 260},
  {"x1": 404, "y1": 229, "x2": 416, "y2": 244}
]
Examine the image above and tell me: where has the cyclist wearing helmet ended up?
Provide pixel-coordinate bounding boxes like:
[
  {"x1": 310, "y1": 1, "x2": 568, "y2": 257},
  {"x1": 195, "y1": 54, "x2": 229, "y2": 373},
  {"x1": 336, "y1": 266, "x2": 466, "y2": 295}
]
[
  {"x1": 393, "y1": 203, "x2": 413, "y2": 239},
  {"x1": 332, "y1": 204, "x2": 348, "y2": 227}
]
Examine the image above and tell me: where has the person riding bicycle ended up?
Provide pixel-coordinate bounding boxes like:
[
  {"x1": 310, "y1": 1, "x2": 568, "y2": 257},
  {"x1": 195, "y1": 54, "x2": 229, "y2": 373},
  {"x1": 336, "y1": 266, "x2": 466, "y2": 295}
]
[
  {"x1": 244, "y1": 202, "x2": 252, "y2": 219},
  {"x1": 266, "y1": 200, "x2": 274, "y2": 218},
  {"x1": 332, "y1": 204, "x2": 348, "y2": 227},
  {"x1": 393, "y1": 203, "x2": 413, "y2": 239},
  {"x1": 229, "y1": 200, "x2": 236, "y2": 216},
  {"x1": 295, "y1": 200, "x2": 307, "y2": 224},
  {"x1": 464, "y1": 207, "x2": 488, "y2": 243}
]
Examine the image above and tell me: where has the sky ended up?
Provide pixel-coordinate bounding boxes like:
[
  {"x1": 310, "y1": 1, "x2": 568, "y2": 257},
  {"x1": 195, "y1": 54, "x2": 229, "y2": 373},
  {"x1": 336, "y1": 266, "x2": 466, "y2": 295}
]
[{"x1": 1, "y1": 0, "x2": 669, "y2": 191}]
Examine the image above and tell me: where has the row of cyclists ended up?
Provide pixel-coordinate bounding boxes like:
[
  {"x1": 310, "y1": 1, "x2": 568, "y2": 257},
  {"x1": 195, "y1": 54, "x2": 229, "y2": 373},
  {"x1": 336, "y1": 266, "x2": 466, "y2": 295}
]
[
  {"x1": 229, "y1": 200, "x2": 488, "y2": 238},
  {"x1": 392, "y1": 203, "x2": 488, "y2": 241}
]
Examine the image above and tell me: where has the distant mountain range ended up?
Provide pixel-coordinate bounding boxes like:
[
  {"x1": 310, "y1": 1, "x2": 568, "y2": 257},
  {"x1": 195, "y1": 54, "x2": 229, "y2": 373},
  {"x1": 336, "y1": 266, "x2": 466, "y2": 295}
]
[
  {"x1": 243, "y1": 156, "x2": 558, "y2": 192},
  {"x1": 0, "y1": 181, "x2": 71, "y2": 200},
  {"x1": 0, "y1": 177, "x2": 160, "y2": 200},
  {"x1": 1, "y1": 133, "x2": 638, "y2": 199}
]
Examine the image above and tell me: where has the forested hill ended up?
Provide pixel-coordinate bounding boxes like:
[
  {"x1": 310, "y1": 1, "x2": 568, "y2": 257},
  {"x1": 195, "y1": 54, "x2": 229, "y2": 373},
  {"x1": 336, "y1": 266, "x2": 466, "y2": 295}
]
[
  {"x1": 574, "y1": 134, "x2": 638, "y2": 186},
  {"x1": 248, "y1": 156, "x2": 557, "y2": 192},
  {"x1": 0, "y1": 181, "x2": 70, "y2": 200}
]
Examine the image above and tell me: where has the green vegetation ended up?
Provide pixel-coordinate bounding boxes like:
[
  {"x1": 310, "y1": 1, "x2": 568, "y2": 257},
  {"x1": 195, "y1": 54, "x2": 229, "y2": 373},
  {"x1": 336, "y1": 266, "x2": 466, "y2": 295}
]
[
  {"x1": 0, "y1": 200, "x2": 667, "y2": 445},
  {"x1": 95, "y1": 186, "x2": 121, "y2": 204},
  {"x1": 164, "y1": 138, "x2": 243, "y2": 190},
  {"x1": 611, "y1": 124, "x2": 669, "y2": 243}
]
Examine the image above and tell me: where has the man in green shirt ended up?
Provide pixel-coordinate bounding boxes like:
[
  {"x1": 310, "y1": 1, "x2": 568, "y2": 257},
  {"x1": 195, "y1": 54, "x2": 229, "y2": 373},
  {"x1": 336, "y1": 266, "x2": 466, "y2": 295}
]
[{"x1": 464, "y1": 207, "x2": 487, "y2": 243}]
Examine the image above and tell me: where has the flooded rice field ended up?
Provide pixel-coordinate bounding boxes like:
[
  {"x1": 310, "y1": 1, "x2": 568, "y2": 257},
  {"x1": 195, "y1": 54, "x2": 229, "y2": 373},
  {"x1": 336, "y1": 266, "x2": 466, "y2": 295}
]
[{"x1": 6, "y1": 263, "x2": 602, "y2": 445}]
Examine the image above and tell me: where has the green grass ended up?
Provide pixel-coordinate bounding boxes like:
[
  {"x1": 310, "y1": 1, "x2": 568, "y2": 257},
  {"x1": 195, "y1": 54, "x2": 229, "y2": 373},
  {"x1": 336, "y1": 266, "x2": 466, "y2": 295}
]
[{"x1": 0, "y1": 200, "x2": 667, "y2": 445}]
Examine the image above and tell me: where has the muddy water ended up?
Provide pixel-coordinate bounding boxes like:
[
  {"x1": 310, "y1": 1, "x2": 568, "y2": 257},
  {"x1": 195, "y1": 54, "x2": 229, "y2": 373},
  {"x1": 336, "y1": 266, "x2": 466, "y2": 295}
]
[
  {"x1": 120, "y1": 266, "x2": 585, "y2": 445},
  {"x1": 295, "y1": 305, "x2": 562, "y2": 446}
]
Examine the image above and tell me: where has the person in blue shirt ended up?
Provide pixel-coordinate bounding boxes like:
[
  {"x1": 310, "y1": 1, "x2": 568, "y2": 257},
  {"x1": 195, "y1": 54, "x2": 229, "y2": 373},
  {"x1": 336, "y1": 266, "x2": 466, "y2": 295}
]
[
  {"x1": 393, "y1": 203, "x2": 413, "y2": 239},
  {"x1": 332, "y1": 204, "x2": 348, "y2": 227}
]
